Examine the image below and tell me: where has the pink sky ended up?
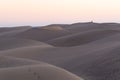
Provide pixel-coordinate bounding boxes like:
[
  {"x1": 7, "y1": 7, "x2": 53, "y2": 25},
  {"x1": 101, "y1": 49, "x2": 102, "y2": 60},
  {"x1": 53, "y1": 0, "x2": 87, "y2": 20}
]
[{"x1": 0, "y1": 0, "x2": 120, "y2": 26}]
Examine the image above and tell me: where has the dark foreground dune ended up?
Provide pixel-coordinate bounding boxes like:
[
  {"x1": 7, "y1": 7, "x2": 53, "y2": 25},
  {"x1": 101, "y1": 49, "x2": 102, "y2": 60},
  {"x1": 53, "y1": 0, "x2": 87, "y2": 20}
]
[{"x1": 0, "y1": 22, "x2": 120, "y2": 80}]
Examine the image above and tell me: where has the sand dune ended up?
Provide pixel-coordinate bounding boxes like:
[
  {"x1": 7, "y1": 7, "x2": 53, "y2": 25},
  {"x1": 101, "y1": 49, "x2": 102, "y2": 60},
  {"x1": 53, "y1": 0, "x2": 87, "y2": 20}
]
[
  {"x1": 1, "y1": 37, "x2": 120, "y2": 80},
  {"x1": 42, "y1": 26, "x2": 64, "y2": 31},
  {"x1": 1, "y1": 22, "x2": 120, "y2": 80},
  {"x1": 66, "y1": 22, "x2": 120, "y2": 33},
  {"x1": 0, "y1": 26, "x2": 31, "y2": 38},
  {"x1": 0, "y1": 56, "x2": 82, "y2": 80},
  {"x1": 14, "y1": 27, "x2": 71, "y2": 42},
  {"x1": 0, "y1": 38, "x2": 52, "y2": 51},
  {"x1": 0, "y1": 65, "x2": 82, "y2": 80},
  {"x1": 47, "y1": 29, "x2": 120, "y2": 46},
  {"x1": 0, "y1": 26, "x2": 31, "y2": 33},
  {"x1": 0, "y1": 56, "x2": 41, "y2": 68}
]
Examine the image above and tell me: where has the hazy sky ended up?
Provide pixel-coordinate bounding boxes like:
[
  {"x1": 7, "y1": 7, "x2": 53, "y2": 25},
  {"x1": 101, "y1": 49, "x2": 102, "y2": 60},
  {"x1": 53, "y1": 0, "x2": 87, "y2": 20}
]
[{"x1": 0, "y1": 0, "x2": 120, "y2": 26}]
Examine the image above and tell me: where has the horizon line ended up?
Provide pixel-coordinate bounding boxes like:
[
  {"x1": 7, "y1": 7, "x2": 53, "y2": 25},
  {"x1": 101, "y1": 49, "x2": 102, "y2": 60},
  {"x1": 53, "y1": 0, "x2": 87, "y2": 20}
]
[{"x1": 0, "y1": 21, "x2": 120, "y2": 27}]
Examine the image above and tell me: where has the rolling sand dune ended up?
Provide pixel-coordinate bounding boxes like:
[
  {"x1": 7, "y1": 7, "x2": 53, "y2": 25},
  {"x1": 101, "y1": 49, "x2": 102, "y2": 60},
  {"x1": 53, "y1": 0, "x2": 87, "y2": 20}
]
[
  {"x1": 1, "y1": 37, "x2": 120, "y2": 80},
  {"x1": 14, "y1": 27, "x2": 71, "y2": 42},
  {"x1": 0, "y1": 26, "x2": 31, "y2": 38},
  {"x1": 0, "y1": 56, "x2": 82, "y2": 80},
  {"x1": 0, "y1": 26, "x2": 31, "y2": 33},
  {"x1": 66, "y1": 22, "x2": 120, "y2": 33},
  {"x1": 0, "y1": 38, "x2": 52, "y2": 51},
  {"x1": 1, "y1": 22, "x2": 120, "y2": 80},
  {"x1": 47, "y1": 29, "x2": 120, "y2": 46},
  {"x1": 0, "y1": 65, "x2": 82, "y2": 80}
]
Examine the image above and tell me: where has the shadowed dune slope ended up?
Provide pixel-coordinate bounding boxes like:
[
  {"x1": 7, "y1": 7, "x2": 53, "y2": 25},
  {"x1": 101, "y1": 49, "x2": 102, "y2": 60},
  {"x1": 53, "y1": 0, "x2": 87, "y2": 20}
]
[
  {"x1": 47, "y1": 30, "x2": 120, "y2": 47},
  {"x1": 0, "y1": 56, "x2": 82, "y2": 80}
]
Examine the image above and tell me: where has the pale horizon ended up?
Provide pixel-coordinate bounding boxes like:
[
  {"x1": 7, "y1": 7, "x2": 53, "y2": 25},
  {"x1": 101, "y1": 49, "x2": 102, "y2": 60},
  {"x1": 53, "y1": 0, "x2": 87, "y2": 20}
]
[{"x1": 0, "y1": 0, "x2": 120, "y2": 27}]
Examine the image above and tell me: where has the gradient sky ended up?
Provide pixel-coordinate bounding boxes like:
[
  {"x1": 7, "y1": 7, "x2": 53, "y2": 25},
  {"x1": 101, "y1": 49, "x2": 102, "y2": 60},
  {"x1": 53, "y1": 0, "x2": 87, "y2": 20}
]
[{"x1": 0, "y1": 0, "x2": 120, "y2": 26}]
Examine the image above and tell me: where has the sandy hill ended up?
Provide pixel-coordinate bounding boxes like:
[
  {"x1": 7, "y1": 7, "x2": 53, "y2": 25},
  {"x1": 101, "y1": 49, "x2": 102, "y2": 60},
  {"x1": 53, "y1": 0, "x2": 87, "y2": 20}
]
[
  {"x1": 47, "y1": 29, "x2": 120, "y2": 47},
  {"x1": 0, "y1": 26, "x2": 31, "y2": 38},
  {"x1": 14, "y1": 27, "x2": 71, "y2": 42},
  {"x1": 66, "y1": 22, "x2": 120, "y2": 32},
  {"x1": 0, "y1": 38, "x2": 52, "y2": 51},
  {"x1": 0, "y1": 26, "x2": 31, "y2": 33},
  {"x1": 0, "y1": 56, "x2": 82, "y2": 80}
]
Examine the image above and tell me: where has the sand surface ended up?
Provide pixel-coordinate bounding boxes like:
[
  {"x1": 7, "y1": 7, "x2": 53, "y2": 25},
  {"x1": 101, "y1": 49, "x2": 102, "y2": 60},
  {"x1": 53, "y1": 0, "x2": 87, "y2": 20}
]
[{"x1": 0, "y1": 22, "x2": 120, "y2": 80}]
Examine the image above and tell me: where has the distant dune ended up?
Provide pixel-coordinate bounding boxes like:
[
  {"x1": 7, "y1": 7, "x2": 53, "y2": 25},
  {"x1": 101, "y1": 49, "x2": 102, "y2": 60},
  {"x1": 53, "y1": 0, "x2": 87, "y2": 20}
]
[
  {"x1": 14, "y1": 27, "x2": 71, "y2": 42},
  {"x1": 1, "y1": 22, "x2": 120, "y2": 80},
  {"x1": 42, "y1": 26, "x2": 64, "y2": 31},
  {"x1": 47, "y1": 29, "x2": 120, "y2": 46}
]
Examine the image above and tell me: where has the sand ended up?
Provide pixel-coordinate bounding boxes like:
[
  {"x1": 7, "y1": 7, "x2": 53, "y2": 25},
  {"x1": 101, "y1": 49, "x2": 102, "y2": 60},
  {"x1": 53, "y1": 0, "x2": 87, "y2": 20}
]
[
  {"x1": 0, "y1": 56, "x2": 82, "y2": 80},
  {"x1": 0, "y1": 22, "x2": 120, "y2": 80}
]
